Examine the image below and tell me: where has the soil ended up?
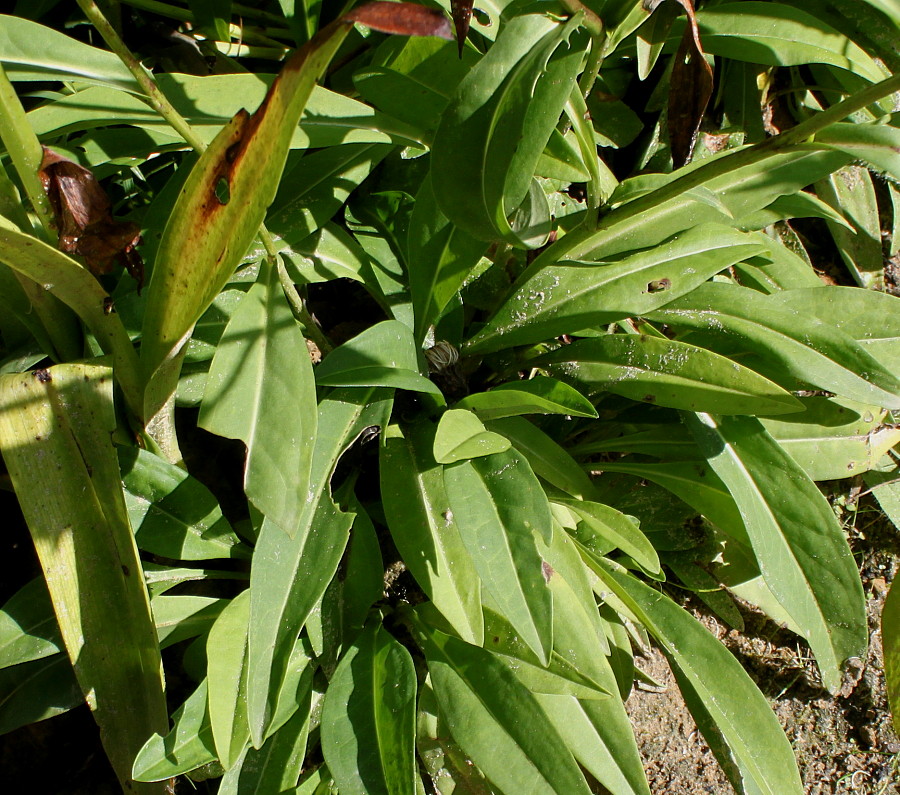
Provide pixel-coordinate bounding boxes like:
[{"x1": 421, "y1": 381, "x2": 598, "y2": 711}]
[{"x1": 625, "y1": 495, "x2": 900, "y2": 795}]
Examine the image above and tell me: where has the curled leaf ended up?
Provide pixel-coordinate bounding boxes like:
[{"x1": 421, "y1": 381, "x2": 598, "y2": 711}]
[
  {"x1": 346, "y1": 2, "x2": 453, "y2": 40},
  {"x1": 39, "y1": 147, "x2": 144, "y2": 291}
]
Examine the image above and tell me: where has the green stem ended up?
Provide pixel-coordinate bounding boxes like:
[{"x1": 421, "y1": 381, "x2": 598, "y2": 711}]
[
  {"x1": 118, "y1": 0, "x2": 291, "y2": 39},
  {"x1": 75, "y1": 0, "x2": 208, "y2": 152}
]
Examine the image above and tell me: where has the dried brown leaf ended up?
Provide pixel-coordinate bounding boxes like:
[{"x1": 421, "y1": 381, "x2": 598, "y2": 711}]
[
  {"x1": 451, "y1": 0, "x2": 474, "y2": 57},
  {"x1": 345, "y1": 1, "x2": 452, "y2": 40},
  {"x1": 39, "y1": 147, "x2": 144, "y2": 292}
]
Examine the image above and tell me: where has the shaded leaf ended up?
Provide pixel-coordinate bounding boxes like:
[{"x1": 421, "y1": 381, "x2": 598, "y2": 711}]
[
  {"x1": 884, "y1": 579, "x2": 900, "y2": 736},
  {"x1": 0, "y1": 654, "x2": 81, "y2": 735},
  {"x1": 455, "y1": 376, "x2": 597, "y2": 421}
]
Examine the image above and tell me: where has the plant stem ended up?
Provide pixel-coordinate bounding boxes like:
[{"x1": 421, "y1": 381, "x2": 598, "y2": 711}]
[{"x1": 75, "y1": 0, "x2": 208, "y2": 152}]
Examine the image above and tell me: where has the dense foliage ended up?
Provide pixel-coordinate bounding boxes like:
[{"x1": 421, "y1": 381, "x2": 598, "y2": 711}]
[{"x1": 0, "y1": 0, "x2": 899, "y2": 792}]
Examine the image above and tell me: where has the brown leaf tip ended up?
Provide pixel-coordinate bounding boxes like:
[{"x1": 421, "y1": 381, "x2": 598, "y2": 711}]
[{"x1": 345, "y1": 2, "x2": 453, "y2": 40}]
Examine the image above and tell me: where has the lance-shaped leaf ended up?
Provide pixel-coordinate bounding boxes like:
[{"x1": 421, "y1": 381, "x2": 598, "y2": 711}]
[
  {"x1": 816, "y1": 122, "x2": 900, "y2": 182},
  {"x1": 648, "y1": 282, "x2": 900, "y2": 408},
  {"x1": 884, "y1": 580, "x2": 900, "y2": 736},
  {"x1": 0, "y1": 654, "x2": 81, "y2": 735},
  {"x1": 443, "y1": 448, "x2": 554, "y2": 664},
  {"x1": 591, "y1": 559, "x2": 803, "y2": 795},
  {"x1": 465, "y1": 224, "x2": 764, "y2": 354},
  {"x1": 455, "y1": 375, "x2": 597, "y2": 421},
  {"x1": 685, "y1": 413, "x2": 867, "y2": 691},
  {"x1": 539, "y1": 334, "x2": 802, "y2": 415},
  {"x1": 133, "y1": 680, "x2": 217, "y2": 782},
  {"x1": 207, "y1": 590, "x2": 252, "y2": 770},
  {"x1": 247, "y1": 388, "x2": 393, "y2": 746},
  {"x1": 407, "y1": 172, "x2": 489, "y2": 343},
  {"x1": 321, "y1": 622, "x2": 418, "y2": 795},
  {"x1": 381, "y1": 423, "x2": 483, "y2": 644},
  {"x1": 0, "y1": 364, "x2": 168, "y2": 793},
  {"x1": 411, "y1": 621, "x2": 593, "y2": 795},
  {"x1": 199, "y1": 258, "x2": 316, "y2": 535},
  {"x1": 0, "y1": 577, "x2": 61, "y2": 668},
  {"x1": 432, "y1": 11, "x2": 587, "y2": 245}
]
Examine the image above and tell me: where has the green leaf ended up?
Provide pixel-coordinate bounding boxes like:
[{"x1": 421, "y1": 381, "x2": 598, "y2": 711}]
[
  {"x1": 381, "y1": 423, "x2": 484, "y2": 644},
  {"x1": 0, "y1": 577, "x2": 61, "y2": 668},
  {"x1": 816, "y1": 122, "x2": 900, "y2": 182},
  {"x1": 591, "y1": 560, "x2": 803, "y2": 795},
  {"x1": 207, "y1": 590, "x2": 252, "y2": 770},
  {"x1": 0, "y1": 365, "x2": 168, "y2": 793},
  {"x1": 412, "y1": 622, "x2": 593, "y2": 795},
  {"x1": 408, "y1": 172, "x2": 489, "y2": 343},
  {"x1": 487, "y1": 415, "x2": 597, "y2": 501},
  {"x1": 199, "y1": 259, "x2": 317, "y2": 535},
  {"x1": 443, "y1": 448, "x2": 554, "y2": 664},
  {"x1": 0, "y1": 14, "x2": 141, "y2": 90},
  {"x1": 556, "y1": 499, "x2": 661, "y2": 576},
  {"x1": 119, "y1": 446, "x2": 250, "y2": 560},
  {"x1": 0, "y1": 654, "x2": 81, "y2": 735},
  {"x1": 648, "y1": 283, "x2": 900, "y2": 409},
  {"x1": 433, "y1": 409, "x2": 511, "y2": 463},
  {"x1": 432, "y1": 12, "x2": 587, "y2": 245},
  {"x1": 315, "y1": 320, "x2": 441, "y2": 394},
  {"x1": 247, "y1": 388, "x2": 392, "y2": 746},
  {"x1": 466, "y1": 224, "x2": 764, "y2": 353},
  {"x1": 133, "y1": 680, "x2": 217, "y2": 782},
  {"x1": 694, "y1": 2, "x2": 886, "y2": 82},
  {"x1": 152, "y1": 595, "x2": 228, "y2": 648},
  {"x1": 321, "y1": 622, "x2": 418, "y2": 795},
  {"x1": 455, "y1": 376, "x2": 597, "y2": 421},
  {"x1": 539, "y1": 334, "x2": 803, "y2": 415},
  {"x1": 884, "y1": 579, "x2": 900, "y2": 736},
  {"x1": 685, "y1": 413, "x2": 867, "y2": 691}
]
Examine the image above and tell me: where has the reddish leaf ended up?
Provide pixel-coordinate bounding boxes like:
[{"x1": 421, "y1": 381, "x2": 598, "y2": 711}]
[
  {"x1": 667, "y1": 0, "x2": 713, "y2": 168},
  {"x1": 345, "y1": 2, "x2": 452, "y2": 40},
  {"x1": 39, "y1": 147, "x2": 144, "y2": 292},
  {"x1": 451, "y1": 0, "x2": 474, "y2": 57}
]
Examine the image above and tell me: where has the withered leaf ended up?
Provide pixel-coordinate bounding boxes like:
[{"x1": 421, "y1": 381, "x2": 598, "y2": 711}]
[
  {"x1": 39, "y1": 147, "x2": 144, "y2": 292},
  {"x1": 451, "y1": 0, "x2": 474, "y2": 57},
  {"x1": 345, "y1": 2, "x2": 453, "y2": 40},
  {"x1": 667, "y1": 0, "x2": 713, "y2": 168}
]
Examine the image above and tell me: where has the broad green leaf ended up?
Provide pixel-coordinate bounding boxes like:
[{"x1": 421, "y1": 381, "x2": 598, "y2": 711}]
[
  {"x1": 443, "y1": 448, "x2": 553, "y2": 664},
  {"x1": 408, "y1": 172, "x2": 489, "y2": 343},
  {"x1": 208, "y1": 590, "x2": 252, "y2": 770},
  {"x1": 455, "y1": 376, "x2": 597, "y2": 421},
  {"x1": 539, "y1": 334, "x2": 803, "y2": 415},
  {"x1": 487, "y1": 415, "x2": 597, "y2": 501},
  {"x1": 0, "y1": 577, "x2": 60, "y2": 668},
  {"x1": 413, "y1": 622, "x2": 593, "y2": 795},
  {"x1": 321, "y1": 623, "x2": 418, "y2": 795},
  {"x1": 0, "y1": 654, "x2": 81, "y2": 735},
  {"x1": 140, "y1": 20, "x2": 354, "y2": 418},
  {"x1": 0, "y1": 15, "x2": 141, "y2": 90},
  {"x1": 685, "y1": 413, "x2": 867, "y2": 691},
  {"x1": 884, "y1": 579, "x2": 900, "y2": 736},
  {"x1": 592, "y1": 560, "x2": 803, "y2": 795},
  {"x1": 199, "y1": 258, "x2": 317, "y2": 535},
  {"x1": 381, "y1": 423, "x2": 483, "y2": 644},
  {"x1": 432, "y1": 12, "x2": 587, "y2": 245},
  {"x1": 466, "y1": 224, "x2": 763, "y2": 353},
  {"x1": 119, "y1": 446, "x2": 250, "y2": 560},
  {"x1": 133, "y1": 680, "x2": 217, "y2": 782},
  {"x1": 766, "y1": 286, "x2": 900, "y2": 375},
  {"x1": 433, "y1": 409, "x2": 511, "y2": 463},
  {"x1": 315, "y1": 320, "x2": 441, "y2": 394},
  {"x1": 0, "y1": 365, "x2": 168, "y2": 793},
  {"x1": 865, "y1": 468, "x2": 900, "y2": 533},
  {"x1": 0, "y1": 216, "x2": 142, "y2": 417},
  {"x1": 247, "y1": 388, "x2": 392, "y2": 746},
  {"x1": 694, "y1": 2, "x2": 886, "y2": 82},
  {"x1": 556, "y1": 498, "x2": 661, "y2": 576},
  {"x1": 278, "y1": 223, "x2": 371, "y2": 285},
  {"x1": 144, "y1": 564, "x2": 247, "y2": 598},
  {"x1": 648, "y1": 283, "x2": 900, "y2": 409}
]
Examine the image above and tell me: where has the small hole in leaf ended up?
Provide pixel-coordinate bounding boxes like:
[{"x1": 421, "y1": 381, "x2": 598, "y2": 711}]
[
  {"x1": 215, "y1": 176, "x2": 230, "y2": 205},
  {"x1": 473, "y1": 7, "x2": 491, "y2": 25}
]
